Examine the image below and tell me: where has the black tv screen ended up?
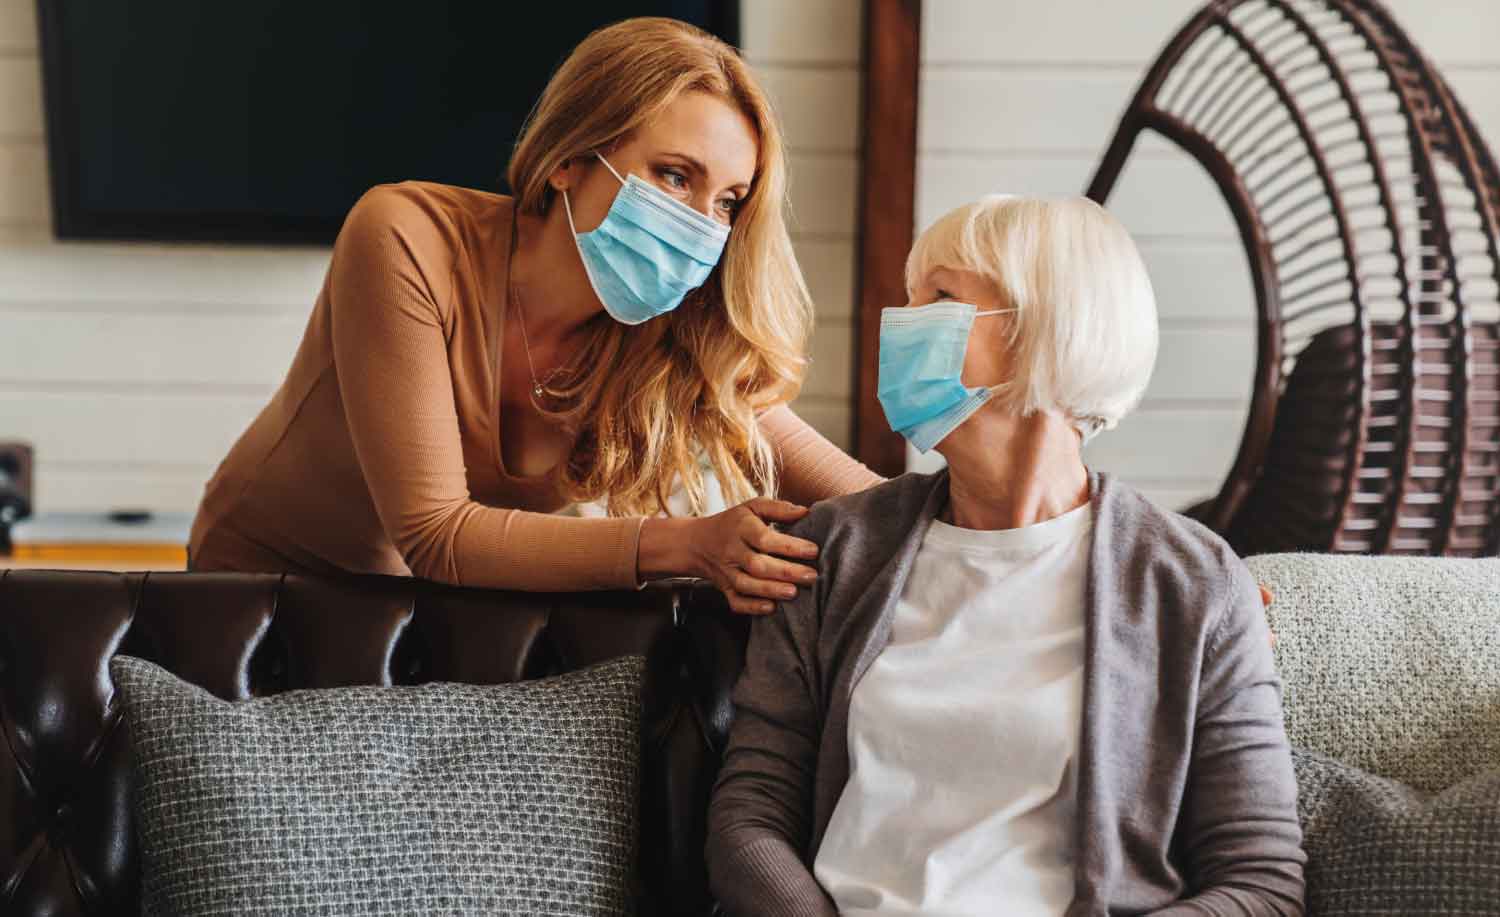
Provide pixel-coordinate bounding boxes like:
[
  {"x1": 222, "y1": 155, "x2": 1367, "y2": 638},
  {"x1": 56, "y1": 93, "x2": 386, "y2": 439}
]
[{"x1": 36, "y1": 1, "x2": 740, "y2": 244}]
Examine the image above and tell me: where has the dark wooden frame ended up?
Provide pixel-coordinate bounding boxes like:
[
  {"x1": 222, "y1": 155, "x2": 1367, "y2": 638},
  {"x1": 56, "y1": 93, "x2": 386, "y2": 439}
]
[{"x1": 851, "y1": 0, "x2": 922, "y2": 476}]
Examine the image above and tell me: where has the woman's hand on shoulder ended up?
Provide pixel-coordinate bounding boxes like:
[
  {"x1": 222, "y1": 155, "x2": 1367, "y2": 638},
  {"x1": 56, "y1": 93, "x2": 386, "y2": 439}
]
[{"x1": 639, "y1": 498, "x2": 821, "y2": 615}]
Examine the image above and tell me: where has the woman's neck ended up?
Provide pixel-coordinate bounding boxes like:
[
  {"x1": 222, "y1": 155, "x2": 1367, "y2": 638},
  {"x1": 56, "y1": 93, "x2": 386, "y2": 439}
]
[
  {"x1": 510, "y1": 205, "x2": 605, "y2": 343},
  {"x1": 938, "y1": 409, "x2": 1090, "y2": 531}
]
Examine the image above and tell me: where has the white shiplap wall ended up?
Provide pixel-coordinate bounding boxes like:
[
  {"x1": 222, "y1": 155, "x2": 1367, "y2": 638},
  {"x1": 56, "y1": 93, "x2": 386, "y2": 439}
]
[
  {"x1": 913, "y1": 0, "x2": 1500, "y2": 511},
  {"x1": 0, "y1": 0, "x2": 863, "y2": 513},
  {"x1": 746, "y1": 0, "x2": 864, "y2": 454}
]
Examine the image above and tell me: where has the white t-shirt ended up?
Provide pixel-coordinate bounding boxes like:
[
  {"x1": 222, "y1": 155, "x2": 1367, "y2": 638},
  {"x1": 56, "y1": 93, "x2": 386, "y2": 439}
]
[{"x1": 813, "y1": 500, "x2": 1092, "y2": 916}]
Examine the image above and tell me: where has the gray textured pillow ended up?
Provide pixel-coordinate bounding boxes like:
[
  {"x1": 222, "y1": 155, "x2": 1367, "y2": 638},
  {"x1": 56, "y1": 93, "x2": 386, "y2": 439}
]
[
  {"x1": 110, "y1": 654, "x2": 644, "y2": 917},
  {"x1": 1294, "y1": 748, "x2": 1500, "y2": 915},
  {"x1": 1249, "y1": 553, "x2": 1500, "y2": 792}
]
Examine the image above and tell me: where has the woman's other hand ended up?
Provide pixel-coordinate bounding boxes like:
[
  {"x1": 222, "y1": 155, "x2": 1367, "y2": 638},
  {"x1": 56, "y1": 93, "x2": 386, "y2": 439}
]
[
  {"x1": 639, "y1": 497, "x2": 820, "y2": 614},
  {"x1": 1260, "y1": 584, "x2": 1278, "y2": 649}
]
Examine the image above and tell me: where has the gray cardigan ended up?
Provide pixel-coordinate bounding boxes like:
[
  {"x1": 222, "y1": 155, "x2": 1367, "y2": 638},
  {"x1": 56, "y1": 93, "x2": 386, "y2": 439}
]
[{"x1": 706, "y1": 469, "x2": 1305, "y2": 916}]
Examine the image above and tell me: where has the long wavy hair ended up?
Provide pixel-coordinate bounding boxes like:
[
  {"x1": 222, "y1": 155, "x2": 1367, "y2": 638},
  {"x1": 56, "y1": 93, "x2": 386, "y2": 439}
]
[{"x1": 507, "y1": 17, "x2": 812, "y2": 517}]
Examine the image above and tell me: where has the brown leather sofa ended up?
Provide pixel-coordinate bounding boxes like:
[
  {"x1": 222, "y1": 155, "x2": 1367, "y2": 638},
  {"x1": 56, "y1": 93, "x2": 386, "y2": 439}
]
[{"x1": 0, "y1": 568, "x2": 749, "y2": 916}]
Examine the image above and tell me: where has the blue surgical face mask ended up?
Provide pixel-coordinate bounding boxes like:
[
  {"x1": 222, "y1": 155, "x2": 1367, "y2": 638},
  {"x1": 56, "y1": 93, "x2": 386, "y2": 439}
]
[
  {"x1": 563, "y1": 152, "x2": 730, "y2": 325},
  {"x1": 878, "y1": 301, "x2": 1014, "y2": 453},
  {"x1": 880, "y1": 300, "x2": 1109, "y2": 453}
]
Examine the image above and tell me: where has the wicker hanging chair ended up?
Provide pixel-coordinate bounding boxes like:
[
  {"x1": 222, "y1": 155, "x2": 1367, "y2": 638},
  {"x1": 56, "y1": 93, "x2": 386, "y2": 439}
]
[{"x1": 1087, "y1": 0, "x2": 1500, "y2": 556}]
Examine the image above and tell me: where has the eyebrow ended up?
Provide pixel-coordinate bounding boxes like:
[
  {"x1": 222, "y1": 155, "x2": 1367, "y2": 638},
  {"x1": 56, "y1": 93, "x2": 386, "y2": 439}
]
[{"x1": 659, "y1": 150, "x2": 751, "y2": 193}]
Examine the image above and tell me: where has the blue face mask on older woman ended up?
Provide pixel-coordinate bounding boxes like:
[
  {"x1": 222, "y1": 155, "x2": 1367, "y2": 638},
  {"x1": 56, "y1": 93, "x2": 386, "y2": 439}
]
[
  {"x1": 878, "y1": 300, "x2": 1105, "y2": 453},
  {"x1": 563, "y1": 152, "x2": 731, "y2": 325},
  {"x1": 877, "y1": 301, "x2": 1014, "y2": 453}
]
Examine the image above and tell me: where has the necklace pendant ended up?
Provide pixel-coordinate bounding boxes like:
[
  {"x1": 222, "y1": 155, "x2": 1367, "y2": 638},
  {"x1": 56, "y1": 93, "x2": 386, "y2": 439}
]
[{"x1": 533, "y1": 383, "x2": 545, "y2": 398}]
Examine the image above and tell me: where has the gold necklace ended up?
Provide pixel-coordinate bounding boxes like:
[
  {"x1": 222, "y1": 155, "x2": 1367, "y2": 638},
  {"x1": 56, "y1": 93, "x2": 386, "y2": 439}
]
[
  {"x1": 506, "y1": 210, "x2": 568, "y2": 406},
  {"x1": 512, "y1": 284, "x2": 568, "y2": 403}
]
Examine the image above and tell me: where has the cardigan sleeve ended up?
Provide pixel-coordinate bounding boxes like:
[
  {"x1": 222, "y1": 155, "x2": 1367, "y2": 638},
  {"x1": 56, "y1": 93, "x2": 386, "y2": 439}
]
[
  {"x1": 327, "y1": 185, "x2": 644, "y2": 591},
  {"x1": 706, "y1": 544, "x2": 838, "y2": 917},
  {"x1": 1148, "y1": 560, "x2": 1306, "y2": 916},
  {"x1": 758, "y1": 403, "x2": 885, "y2": 506}
]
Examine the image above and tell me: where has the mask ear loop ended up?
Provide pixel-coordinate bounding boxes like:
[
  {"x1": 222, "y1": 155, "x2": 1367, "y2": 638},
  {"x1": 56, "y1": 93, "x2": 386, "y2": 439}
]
[
  {"x1": 592, "y1": 150, "x2": 628, "y2": 186},
  {"x1": 971, "y1": 307, "x2": 1018, "y2": 401},
  {"x1": 560, "y1": 188, "x2": 612, "y2": 310},
  {"x1": 561, "y1": 188, "x2": 580, "y2": 235},
  {"x1": 561, "y1": 149, "x2": 629, "y2": 231}
]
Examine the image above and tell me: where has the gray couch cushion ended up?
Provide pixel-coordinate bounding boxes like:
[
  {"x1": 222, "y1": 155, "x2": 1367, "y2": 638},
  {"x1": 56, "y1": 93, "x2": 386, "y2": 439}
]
[
  {"x1": 110, "y1": 654, "x2": 644, "y2": 917},
  {"x1": 1247, "y1": 553, "x2": 1500, "y2": 792},
  {"x1": 1294, "y1": 748, "x2": 1500, "y2": 915}
]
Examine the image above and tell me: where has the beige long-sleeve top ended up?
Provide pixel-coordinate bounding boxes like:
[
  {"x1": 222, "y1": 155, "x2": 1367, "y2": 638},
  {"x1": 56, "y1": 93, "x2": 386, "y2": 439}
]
[{"x1": 188, "y1": 182, "x2": 882, "y2": 591}]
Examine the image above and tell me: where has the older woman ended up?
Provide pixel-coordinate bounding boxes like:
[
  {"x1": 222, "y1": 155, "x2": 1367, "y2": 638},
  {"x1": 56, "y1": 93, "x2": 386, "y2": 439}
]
[{"x1": 707, "y1": 195, "x2": 1305, "y2": 915}]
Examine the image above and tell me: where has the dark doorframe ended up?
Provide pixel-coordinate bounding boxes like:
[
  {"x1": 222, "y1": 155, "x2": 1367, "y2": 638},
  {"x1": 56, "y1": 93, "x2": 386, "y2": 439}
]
[{"x1": 852, "y1": 0, "x2": 922, "y2": 476}]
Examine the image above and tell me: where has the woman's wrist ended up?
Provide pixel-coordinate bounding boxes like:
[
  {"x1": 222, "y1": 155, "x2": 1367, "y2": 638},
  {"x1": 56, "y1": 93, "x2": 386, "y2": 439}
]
[{"x1": 636, "y1": 516, "x2": 699, "y2": 581}]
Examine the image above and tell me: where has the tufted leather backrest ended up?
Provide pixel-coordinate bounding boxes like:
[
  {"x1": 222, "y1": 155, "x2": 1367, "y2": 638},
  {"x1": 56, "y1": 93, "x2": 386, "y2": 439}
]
[{"x1": 0, "y1": 569, "x2": 750, "y2": 916}]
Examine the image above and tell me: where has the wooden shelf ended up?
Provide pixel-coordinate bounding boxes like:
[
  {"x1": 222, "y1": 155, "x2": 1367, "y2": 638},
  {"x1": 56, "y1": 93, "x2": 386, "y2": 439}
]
[{"x1": 0, "y1": 557, "x2": 186, "y2": 572}]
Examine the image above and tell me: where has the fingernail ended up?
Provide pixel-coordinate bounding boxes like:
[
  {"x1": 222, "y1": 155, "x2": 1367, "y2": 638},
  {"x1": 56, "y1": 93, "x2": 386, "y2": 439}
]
[
  {"x1": 801, "y1": 572, "x2": 817, "y2": 583},
  {"x1": 780, "y1": 585, "x2": 797, "y2": 599},
  {"x1": 761, "y1": 602, "x2": 774, "y2": 613}
]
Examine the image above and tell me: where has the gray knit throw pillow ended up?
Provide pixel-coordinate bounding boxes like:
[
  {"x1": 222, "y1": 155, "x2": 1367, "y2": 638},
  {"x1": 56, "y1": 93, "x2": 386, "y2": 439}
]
[
  {"x1": 110, "y1": 654, "x2": 644, "y2": 917},
  {"x1": 1250, "y1": 553, "x2": 1500, "y2": 793},
  {"x1": 1294, "y1": 748, "x2": 1500, "y2": 915}
]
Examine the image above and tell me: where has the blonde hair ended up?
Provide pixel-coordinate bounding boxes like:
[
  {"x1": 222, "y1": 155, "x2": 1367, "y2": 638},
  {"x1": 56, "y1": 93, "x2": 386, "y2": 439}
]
[
  {"x1": 906, "y1": 195, "x2": 1158, "y2": 432},
  {"x1": 507, "y1": 17, "x2": 811, "y2": 517}
]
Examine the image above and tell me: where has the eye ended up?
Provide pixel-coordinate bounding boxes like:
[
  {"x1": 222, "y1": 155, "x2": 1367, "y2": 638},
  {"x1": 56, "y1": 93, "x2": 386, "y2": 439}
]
[
  {"x1": 935, "y1": 288, "x2": 955, "y2": 300},
  {"x1": 716, "y1": 196, "x2": 743, "y2": 216},
  {"x1": 658, "y1": 168, "x2": 689, "y2": 191}
]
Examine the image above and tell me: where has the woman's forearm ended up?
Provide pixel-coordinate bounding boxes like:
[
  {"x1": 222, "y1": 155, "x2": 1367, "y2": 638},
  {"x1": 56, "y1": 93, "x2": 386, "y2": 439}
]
[
  {"x1": 758, "y1": 403, "x2": 886, "y2": 505},
  {"x1": 708, "y1": 832, "x2": 836, "y2": 917},
  {"x1": 635, "y1": 515, "x2": 699, "y2": 580},
  {"x1": 1167, "y1": 562, "x2": 1306, "y2": 914},
  {"x1": 1148, "y1": 886, "x2": 1303, "y2": 916},
  {"x1": 708, "y1": 577, "x2": 831, "y2": 913}
]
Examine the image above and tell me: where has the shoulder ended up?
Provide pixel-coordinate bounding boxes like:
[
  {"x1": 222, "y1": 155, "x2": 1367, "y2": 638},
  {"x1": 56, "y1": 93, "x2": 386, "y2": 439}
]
[
  {"x1": 341, "y1": 181, "x2": 478, "y2": 245},
  {"x1": 782, "y1": 471, "x2": 945, "y2": 598},
  {"x1": 333, "y1": 183, "x2": 512, "y2": 313},
  {"x1": 339, "y1": 182, "x2": 511, "y2": 262},
  {"x1": 1096, "y1": 474, "x2": 1251, "y2": 631},
  {"x1": 790, "y1": 471, "x2": 942, "y2": 541},
  {"x1": 1100, "y1": 473, "x2": 1241, "y2": 576},
  {"x1": 336, "y1": 182, "x2": 457, "y2": 273}
]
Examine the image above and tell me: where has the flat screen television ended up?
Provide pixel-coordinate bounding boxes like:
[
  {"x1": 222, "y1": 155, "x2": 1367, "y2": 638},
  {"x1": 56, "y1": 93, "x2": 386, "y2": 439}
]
[{"x1": 36, "y1": 2, "x2": 740, "y2": 245}]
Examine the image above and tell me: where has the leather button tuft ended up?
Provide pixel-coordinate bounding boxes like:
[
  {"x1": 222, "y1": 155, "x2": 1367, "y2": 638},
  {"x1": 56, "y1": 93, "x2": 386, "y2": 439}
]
[{"x1": 49, "y1": 801, "x2": 72, "y2": 843}]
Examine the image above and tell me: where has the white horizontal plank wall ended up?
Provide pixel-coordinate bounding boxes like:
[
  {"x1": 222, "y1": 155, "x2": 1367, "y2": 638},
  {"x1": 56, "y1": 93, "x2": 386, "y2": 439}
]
[
  {"x1": 912, "y1": 0, "x2": 1500, "y2": 512},
  {"x1": 0, "y1": 0, "x2": 330, "y2": 513},
  {"x1": 0, "y1": 0, "x2": 864, "y2": 513},
  {"x1": 746, "y1": 0, "x2": 864, "y2": 448}
]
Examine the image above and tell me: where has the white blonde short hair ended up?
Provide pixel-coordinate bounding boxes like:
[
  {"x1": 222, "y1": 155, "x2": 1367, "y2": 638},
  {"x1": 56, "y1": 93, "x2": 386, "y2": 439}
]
[{"x1": 905, "y1": 194, "x2": 1158, "y2": 432}]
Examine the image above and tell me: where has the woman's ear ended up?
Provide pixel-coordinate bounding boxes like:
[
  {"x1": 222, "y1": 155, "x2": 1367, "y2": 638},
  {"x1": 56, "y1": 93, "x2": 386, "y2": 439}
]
[{"x1": 549, "y1": 157, "x2": 579, "y2": 193}]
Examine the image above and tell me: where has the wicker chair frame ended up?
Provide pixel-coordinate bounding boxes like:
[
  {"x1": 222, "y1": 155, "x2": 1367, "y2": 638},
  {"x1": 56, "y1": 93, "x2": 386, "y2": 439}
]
[{"x1": 1088, "y1": 0, "x2": 1500, "y2": 556}]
